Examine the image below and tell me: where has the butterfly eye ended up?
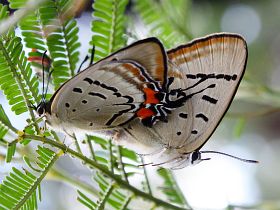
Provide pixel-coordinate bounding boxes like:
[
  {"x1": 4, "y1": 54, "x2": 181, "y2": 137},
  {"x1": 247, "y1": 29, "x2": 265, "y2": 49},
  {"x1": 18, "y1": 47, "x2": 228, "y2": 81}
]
[
  {"x1": 191, "y1": 151, "x2": 201, "y2": 165},
  {"x1": 36, "y1": 102, "x2": 46, "y2": 116}
]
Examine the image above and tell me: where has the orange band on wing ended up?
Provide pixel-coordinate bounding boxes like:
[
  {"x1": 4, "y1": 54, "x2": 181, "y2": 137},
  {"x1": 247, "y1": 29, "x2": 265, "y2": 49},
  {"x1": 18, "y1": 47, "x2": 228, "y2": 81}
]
[
  {"x1": 136, "y1": 108, "x2": 155, "y2": 119},
  {"x1": 143, "y1": 88, "x2": 160, "y2": 104}
]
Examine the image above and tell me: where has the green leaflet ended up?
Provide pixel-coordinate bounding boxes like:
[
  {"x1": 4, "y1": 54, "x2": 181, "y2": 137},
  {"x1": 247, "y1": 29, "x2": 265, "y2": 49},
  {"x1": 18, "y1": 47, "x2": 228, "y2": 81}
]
[
  {"x1": 90, "y1": 0, "x2": 129, "y2": 61},
  {"x1": 0, "y1": 105, "x2": 13, "y2": 139},
  {"x1": 78, "y1": 172, "x2": 131, "y2": 210},
  {"x1": 9, "y1": 0, "x2": 81, "y2": 90},
  {"x1": 157, "y1": 168, "x2": 189, "y2": 207},
  {"x1": 0, "y1": 5, "x2": 39, "y2": 115},
  {"x1": 0, "y1": 146, "x2": 60, "y2": 210},
  {"x1": 135, "y1": 0, "x2": 192, "y2": 48}
]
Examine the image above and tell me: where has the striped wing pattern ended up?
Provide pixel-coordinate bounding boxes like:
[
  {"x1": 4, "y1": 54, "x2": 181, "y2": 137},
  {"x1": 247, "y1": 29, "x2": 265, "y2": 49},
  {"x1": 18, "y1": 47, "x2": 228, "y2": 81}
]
[
  {"x1": 155, "y1": 33, "x2": 247, "y2": 153},
  {"x1": 119, "y1": 33, "x2": 247, "y2": 167},
  {"x1": 47, "y1": 33, "x2": 248, "y2": 168},
  {"x1": 49, "y1": 38, "x2": 168, "y2": 131}
]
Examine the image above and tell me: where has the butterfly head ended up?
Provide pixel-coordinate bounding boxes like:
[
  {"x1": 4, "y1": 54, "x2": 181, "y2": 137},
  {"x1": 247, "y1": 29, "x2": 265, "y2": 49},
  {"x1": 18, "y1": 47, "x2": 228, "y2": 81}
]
[{"x1": 35, "y1": 100, "x2": 51, "y2": 117}]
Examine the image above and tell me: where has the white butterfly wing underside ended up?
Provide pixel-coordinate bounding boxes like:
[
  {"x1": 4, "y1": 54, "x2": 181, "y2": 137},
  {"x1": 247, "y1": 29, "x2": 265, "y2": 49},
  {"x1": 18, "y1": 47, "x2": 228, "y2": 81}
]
[
  {"x1": 50, "y1": 39, "x2": 167, "y2": 131},
  {"x1": 154, "y1": 33, "x2": 247, "y2": 153}
]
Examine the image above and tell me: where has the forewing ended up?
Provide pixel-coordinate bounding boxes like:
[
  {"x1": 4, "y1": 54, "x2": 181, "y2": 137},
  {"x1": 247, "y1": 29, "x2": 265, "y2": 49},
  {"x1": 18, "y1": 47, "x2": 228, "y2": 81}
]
[
  {"x1": 51, "y1": 62, "x2": 146, "y2": 130},
  {"x1": 49, "y1": 38, "x2": 168, "y2": 131},
  {"x1": 93, "y1": 37, "x2": 168, "y2": 87},
  {"x1": 164, "y1": 33, "x2": 248, "y2": 153}
]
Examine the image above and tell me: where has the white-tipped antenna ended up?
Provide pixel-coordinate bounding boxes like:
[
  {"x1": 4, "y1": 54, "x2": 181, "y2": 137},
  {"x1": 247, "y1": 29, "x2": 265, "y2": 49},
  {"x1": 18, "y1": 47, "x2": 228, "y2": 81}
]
[
  {"x1": 200, "y1": 151, "x2": 258, "y2": 163},
  {"x1": 41, "y1": 50, "x2": 48, "y2": 102}
]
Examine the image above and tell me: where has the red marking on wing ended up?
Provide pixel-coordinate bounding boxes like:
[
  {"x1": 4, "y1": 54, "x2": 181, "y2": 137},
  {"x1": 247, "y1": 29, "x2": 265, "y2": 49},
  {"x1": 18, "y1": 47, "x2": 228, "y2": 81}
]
[
  {"x1": 143, "y1": 88, "x2": 160, "y2": 104},
  {"x1": 136, "y1": 108, "x2": 155, "y2": 119}
]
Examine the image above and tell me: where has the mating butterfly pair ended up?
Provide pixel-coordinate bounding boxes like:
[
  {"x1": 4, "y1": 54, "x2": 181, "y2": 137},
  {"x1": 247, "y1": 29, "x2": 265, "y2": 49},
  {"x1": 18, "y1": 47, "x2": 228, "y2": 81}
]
[{"x1": 37, "y1": 33, "x2": 256, "y2": 169}]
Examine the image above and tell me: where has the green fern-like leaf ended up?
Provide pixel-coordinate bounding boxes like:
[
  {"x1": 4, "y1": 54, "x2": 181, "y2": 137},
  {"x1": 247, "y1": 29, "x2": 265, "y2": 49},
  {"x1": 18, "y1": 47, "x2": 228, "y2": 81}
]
[
  {"x1": 0, "y1": 105, "x2": 13, "y2": 139},
  {"x1": 0, "y1": 146, "x2": 60, "y2": 210},
  {"x1": 157, "y1": 168, "x2": 189, "y2": 207},
  {"x1": 0, "y1": 38, "x2": 26, "y2": 115},
  {"x1": 77, "y1": 190, "x2": 97, "y2": 210},
  {"x1": 10, "y1": 0, "x2": 81, "y2": 89},
  {"x1": 94, "y1": 172, "x2": 129, "y2": 210},
  {"x1": 135, "y1": 0, "x2": 191, "y2": 48},
  {"x1": 0, "y1": 4, "x2": 40, "y2": 116},
  {"x1": 90, "y1": 0, "x2": 129, "y2": 61}
]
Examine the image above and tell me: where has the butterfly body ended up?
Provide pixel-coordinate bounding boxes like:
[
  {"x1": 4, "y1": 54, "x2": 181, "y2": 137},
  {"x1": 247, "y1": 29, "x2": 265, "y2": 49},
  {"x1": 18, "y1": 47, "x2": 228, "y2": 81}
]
[{"x1": 37, "y1": 33, "x2": 248, "y2": 168}]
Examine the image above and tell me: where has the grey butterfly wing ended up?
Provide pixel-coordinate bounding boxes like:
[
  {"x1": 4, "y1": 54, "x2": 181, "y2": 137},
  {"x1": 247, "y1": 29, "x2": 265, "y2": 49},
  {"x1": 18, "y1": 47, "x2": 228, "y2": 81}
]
[
  {"x1": 161, "y1": 33, "x2": 248, "y2": 153},
  {"x1": 49, "y1": 38, "x2": 167, "y2": 131}
]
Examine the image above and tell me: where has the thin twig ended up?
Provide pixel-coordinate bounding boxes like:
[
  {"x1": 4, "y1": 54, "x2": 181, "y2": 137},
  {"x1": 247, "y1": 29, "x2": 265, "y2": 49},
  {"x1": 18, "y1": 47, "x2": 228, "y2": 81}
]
[
  {"x1": 24, "y1": 134, "x2": 189, "y2": 210},
  {"x1": 86, "y1": 135, "x2": 96, "y2": 161},
  {"x1": 141, "y1": 156, "x2": 153, "y2": 195},
  {"x1": 117, "y1": 146, "x2": 129, "y2": 183}
]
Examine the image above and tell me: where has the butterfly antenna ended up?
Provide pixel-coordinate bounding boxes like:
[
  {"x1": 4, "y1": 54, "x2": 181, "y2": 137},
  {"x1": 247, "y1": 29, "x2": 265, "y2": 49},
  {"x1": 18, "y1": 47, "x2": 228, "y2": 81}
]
[
  {"x1": 200, "y1": 151, "x2": 259, "y2": 163},
  {"x1": 89, "y1": 45, "x2": 95, "y2": 65},
  {"x1": 41, "y1": 50, "x2": 48, "y2": 101},
  {"x1": 77, "y1": 55, "x2": 89, "y2": 73},
  {"x1": 138, "y1": 162, "x2": 153, "y2": 167},
  {"x1": 44, "y1": 69, "x2": 54, "y2": 100}
]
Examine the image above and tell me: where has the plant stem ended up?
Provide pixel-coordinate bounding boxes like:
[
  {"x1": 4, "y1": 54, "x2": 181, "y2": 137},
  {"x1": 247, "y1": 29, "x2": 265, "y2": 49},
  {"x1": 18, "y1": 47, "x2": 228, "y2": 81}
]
[
  {"x1": 24, "y1": 134, "x2": 189, "y2": 210},
  {"x1": 117, "y1": 146, "x2": 129, "y2": 183},
  {"x1": 141, "y1": 157, "x2": 152, "y2": 195},
  {"x1": 47, "y1": 167, "x2": 99, "y2": 197},
  {"x1": 166, "y1": 171, "x2": 189, "y2": 208},
  {"x1": 108, "y1": 139, "x2": 114, "y2": 173},
  {"x1": 86, "y1": 135, "x2": 96, "y2": 161},
  {"x1": 72, "y1": 133, "x2": 82, "y2": 154}
]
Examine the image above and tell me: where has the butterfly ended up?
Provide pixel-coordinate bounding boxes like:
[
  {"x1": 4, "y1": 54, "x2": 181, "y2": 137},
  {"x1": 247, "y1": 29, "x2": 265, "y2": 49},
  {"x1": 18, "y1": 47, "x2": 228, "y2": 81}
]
[{"x1": 36, "y1": 33, "x2": 256, "y2": 168}]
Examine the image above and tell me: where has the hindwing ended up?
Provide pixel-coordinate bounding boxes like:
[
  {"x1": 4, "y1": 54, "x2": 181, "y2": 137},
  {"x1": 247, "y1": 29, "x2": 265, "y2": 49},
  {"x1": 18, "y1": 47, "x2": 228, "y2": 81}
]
[
  {"x1": 164, "y1": 33, "x2": 248, "y2": 152},
  {"x1": 120, "y1": 33, "x2": 248, "y2": 158}
]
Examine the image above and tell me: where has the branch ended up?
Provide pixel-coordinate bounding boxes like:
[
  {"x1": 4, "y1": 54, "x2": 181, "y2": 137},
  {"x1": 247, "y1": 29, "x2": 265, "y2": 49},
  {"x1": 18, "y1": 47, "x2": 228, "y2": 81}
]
[{"x1": 24, "y1": 134, "x2": 189, "y2": 210}]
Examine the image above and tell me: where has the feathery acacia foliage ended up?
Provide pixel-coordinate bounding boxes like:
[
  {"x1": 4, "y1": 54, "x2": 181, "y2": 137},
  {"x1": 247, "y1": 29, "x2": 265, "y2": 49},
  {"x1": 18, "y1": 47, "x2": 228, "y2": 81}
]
[
  {"x1": 0, "y1": 146, "x2": 60, "y2": 210},
  {"x1": 90, "y1": 0, "x2": 128, "y2": 61},
  {"x1": 135, "y1": 0, "x2": 192, "y2": 48},
  {"x1": 9, "y1": 0, "x2": 81, "y2": 89},
  {"x1": 0, "y1": 105, "x2": 11, "y2": 139},
  {"x1": 0, "y1": 5, "x2": 39, "y2": 115}
]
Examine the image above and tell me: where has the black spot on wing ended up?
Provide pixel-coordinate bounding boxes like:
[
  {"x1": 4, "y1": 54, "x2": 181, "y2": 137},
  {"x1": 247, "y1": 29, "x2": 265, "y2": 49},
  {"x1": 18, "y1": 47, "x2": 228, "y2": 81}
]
[
  {"x1": 82, "y1": 100, "x2": 87, "y2": 104},
  {"x1": 224, "y1": 75, "x2": 232, "y2": 81},
  {"x1": 177, "y1": 131, "x2": 182, "y2": 136},
  {"x1": 113, "y1": 92, "x2": 134, "y2": 103},
  {"x1": 93, "y1": 80, "x2": 101, "y2": 85},
  {"x1": 202, "y1": 95, "x2": 218, "y2": 104},
  {"x1": 100, "y1": 83, "x2": 118, "y2": 92},
  {"x1": 191, "y1": 130, "x2": 198, "y2": 134},
  {"x1": 113, "y1": 92, "x2": 122, "y2": 97},
  {"x1": 88, "y1": 92, "x2": 107, "y2": 100},
  {"x1": 106, "y1": 104, "x2": 136, "y2": 126},
  {"x1": 186, "y1": 74, "x2": 196, "y2": 79},
  {"x1": 232, "y1": 74, "x2": 237, "y2": 80},
  {"x1": 195, "y1": 113, "x2": 209, "y2": 122},
  {"x1": 73, "y1": 87, "x2": 82, "y2": 93},
  {"x1": 122, "y1": 95, "x2": 134, "y2": 103},
  {"x1": 83, "y1": 77, "x2": 93, "y2": 84},
  {"x1": 65, "y1": 103, "x2": 70, "y2": 108},
  {"x1": 197, "y1": 73, "x2": 206, "y2": 78},
  {"x1": 179, "y1": 113, "x2": 188, "y2": 119},
  {"x1": 216, "y1": 74, "x2": 224, "y2": 79},
  {"x1": 186, "y1": 73, "x2": 238, "y2": 81}
]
